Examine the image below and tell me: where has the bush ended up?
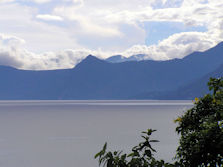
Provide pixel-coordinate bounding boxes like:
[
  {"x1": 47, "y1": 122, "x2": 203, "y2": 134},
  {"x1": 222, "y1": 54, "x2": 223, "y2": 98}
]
[
  {"x1": 95, "y1": 129, "x2": 174, "y2": 167},
  {"x1": 175, "y1": 77, "x2": 223, "y2": 167}
]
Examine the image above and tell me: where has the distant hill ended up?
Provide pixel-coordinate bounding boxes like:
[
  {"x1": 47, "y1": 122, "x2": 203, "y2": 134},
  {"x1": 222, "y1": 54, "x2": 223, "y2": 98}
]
[
  {"x1": 105, "y1": 55, "x2": 126, "y2": 63},
  {"x1": 168, "y1": 63, "x2": 223, "y2": 99},
  {"x1": 132, "y1": 63, "x2": 223, "y2": 100},
  {"x1": 105, "y1": 54, "x2": 146, "y2": 63},
  {"x1": 0, "y1": 42, "x2": 223, "y2": 100},
  {"x1": 0, "y1": 65, "x2": 70, "y2": 99}
]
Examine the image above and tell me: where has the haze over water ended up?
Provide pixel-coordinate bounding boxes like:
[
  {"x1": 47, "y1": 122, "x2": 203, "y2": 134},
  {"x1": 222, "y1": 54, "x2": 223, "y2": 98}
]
[{"x1": 0, "y1": 100, "x2": 193, "y2": 167}]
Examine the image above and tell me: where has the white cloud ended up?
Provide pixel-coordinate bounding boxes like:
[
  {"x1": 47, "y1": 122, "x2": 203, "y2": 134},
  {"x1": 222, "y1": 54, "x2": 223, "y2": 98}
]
[
  {"x1": 0, "y1": 3, "x2": 79, "y2": 53},
  {"x1": 0, "y1": 0, "x2": 15, "y2": 3},
  {"x1": 0, "y1": 48, "x2": 23, "y2": 67},
  {"x1": 0, "y1": 33, "x2": 25, "y2": 47},
  {"x1": 96, "y1": 0, "x2": 223, "y2": 59},
  {"x1": 62, "y1": 0, "x2": 84, "y2": 5},
  {"x1": 122, "y1": 31, "x2": 216, "y2": 60},
  {"x1": 52, "y1": 0, "x2": 223, "y2": 54},
  {"x1": 52, "y1": 1, "x2": 147, "y2": 51},
  {"x1": 0, "y1": 34, "x2": 109, "y2": 70},
  {"x1": 31, "y1": 0, "x2": 52, "y2": 4},
  {"x1": 0, "y1": 44, "x2": 86, "y2": 70},
  {"x1": 53, "y1": 6, "x2": 122, "y2": 38},
  {"x1": 36, "y1": 14, "x2": 63, "y2": 21}
]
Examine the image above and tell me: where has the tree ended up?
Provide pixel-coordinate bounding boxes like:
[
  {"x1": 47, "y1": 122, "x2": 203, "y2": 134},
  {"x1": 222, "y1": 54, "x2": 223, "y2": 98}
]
[
  {"x1": 175, "y1": 77, "x2": 223, "y2": 167},
  {"x1": 95, "y1": 129, "x2": 174, "y2": 167}
]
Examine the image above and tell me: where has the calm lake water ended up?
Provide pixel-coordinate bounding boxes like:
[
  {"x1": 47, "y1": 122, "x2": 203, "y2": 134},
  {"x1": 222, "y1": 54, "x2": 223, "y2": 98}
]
[{"x1": 0, "y1": 100, "x2": 193, "y2": 167}]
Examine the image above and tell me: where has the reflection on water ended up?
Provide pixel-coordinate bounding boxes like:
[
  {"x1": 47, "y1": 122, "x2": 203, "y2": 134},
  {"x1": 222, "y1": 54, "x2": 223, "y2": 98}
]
[{"x1": 0, "y1": 100, "x2": 193, "y2": 167}]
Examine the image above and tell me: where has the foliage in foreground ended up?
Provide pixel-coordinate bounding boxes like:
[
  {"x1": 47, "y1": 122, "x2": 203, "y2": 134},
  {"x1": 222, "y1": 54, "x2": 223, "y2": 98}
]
[
  {"x1": 175, "y1": 77, "x2": 223, "y2": 167},
  {"x1": 95, "y1": 77, "x2": 223, "y2": 167},
  {"x1": 95, "y1": 129, "x2": 175, "y2": 167}
]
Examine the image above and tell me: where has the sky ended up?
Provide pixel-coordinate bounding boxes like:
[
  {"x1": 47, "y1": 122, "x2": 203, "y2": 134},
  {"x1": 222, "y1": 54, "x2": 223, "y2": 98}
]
[{"x1": 0, "y1": 0, "x2": 223, "y2": 70}]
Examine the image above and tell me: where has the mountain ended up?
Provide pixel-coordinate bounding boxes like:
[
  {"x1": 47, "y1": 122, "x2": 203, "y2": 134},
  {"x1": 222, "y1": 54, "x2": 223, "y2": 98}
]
[
  {"x1": 132, "y1": 63, "x2": 223, "y2": 100},
  {"x1": 105, "y1": 55, "x2": 126, "y2": 63},
  {"x1": 105, "y1": 54, "x2": 146, "y2": 63},
  {"x1": 0, "y1": 65, "x2": 70, "y2": 99},
  {"x1": 0, "y1": 42, "x2": 223, "y2": 100},
  {"x1": 166, "y1": 63, "x2": 223, "y2": 99}
]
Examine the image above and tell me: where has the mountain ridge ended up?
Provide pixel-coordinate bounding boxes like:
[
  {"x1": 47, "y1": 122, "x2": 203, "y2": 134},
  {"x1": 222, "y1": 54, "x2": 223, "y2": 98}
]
[{"x1": 0, "y1": 42, "x2": 222, "y2": 100}]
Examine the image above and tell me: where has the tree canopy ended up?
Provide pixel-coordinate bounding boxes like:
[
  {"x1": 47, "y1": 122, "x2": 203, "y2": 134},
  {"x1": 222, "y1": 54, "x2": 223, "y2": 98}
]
[{"x1": 175, "y1": 77, "x2": 223, "y2": 167}]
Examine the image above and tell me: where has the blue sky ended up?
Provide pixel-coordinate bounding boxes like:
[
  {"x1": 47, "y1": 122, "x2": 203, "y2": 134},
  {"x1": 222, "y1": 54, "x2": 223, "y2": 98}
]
[{"x1": 0, "y1": 0, "x2": 223, "y2": 70}]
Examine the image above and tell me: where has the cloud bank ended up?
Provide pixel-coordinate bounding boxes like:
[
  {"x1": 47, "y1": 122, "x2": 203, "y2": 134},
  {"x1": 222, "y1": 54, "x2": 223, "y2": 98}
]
[{"x1": 0, "y1": 0, "x2": 223, "y2": 70}]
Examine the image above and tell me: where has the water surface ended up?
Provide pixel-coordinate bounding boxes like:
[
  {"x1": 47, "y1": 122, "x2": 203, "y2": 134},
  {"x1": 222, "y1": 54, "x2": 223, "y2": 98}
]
[{"x1": 0, "y1": 100, "x2": 193, "y2": 167}]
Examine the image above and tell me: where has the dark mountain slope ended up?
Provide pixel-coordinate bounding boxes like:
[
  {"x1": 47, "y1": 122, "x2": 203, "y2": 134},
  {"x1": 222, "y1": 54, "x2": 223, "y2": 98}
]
[
  {"x1": 0, "y1": 66, "x2": 70, "y2": 99},
  {"x1": 167, "y1": 63, "x2": 223, "y2": 99},
  {"x1": 133, "y1": 63, "x2": 223, "y2": 100}
]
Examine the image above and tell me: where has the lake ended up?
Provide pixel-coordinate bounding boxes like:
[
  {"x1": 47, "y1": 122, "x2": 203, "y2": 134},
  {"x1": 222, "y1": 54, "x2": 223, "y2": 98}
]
[{"x1": 0, "y1": 100, "x2": 193, "y2": 167}]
